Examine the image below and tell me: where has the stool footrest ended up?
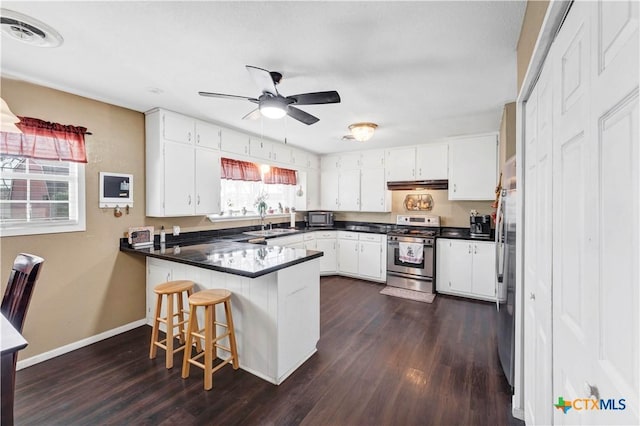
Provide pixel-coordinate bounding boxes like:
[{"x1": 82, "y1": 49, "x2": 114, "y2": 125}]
[
  {"x1": 153, "y1": 339, "x2": 187, "y2": 354},
  {"x1": 188, "y1": 355, "x2": 235, "y2": 375}
]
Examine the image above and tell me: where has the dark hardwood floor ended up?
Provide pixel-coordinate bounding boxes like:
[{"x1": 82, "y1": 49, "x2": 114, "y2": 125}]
[{"x1": 14, "y1": 276, "x2": 522, "y2": 425}]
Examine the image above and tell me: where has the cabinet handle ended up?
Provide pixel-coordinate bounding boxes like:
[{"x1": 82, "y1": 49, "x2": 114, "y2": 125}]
[
  {"x1": 454, "y1": 183, "x2": 457, "y2": 192},
  {"x1": 360, "y1": 244, "x2": 363, "y2": 252},
  {"x1": 468, "y1": 244, "x2": 471, "y2": 254},
  {"x1": 474, "y1": 245, "x2": 477, "y2": 254},
  {"x1": 355, "y1": 244, "x2": 358, "y2": 252},
  {"x1": 380, "y1": 197, "x2": 383, "y2": 205},
  {"x1": 529, "y1": 292, "x2": 536, "y2": 300},
  {"x1": 188, "y1": 132, "x2": 191, "y2": 142},
  {"x1": 197, "y1": 195, "x2": 201, "y2": 205},
  {"x1": 188, "y1": 195, "x2": 192, "y2": 205},
  {"x1": 412, "y1": 168, "x2": 415, "y2": 177},
  {"x1": 197, "y1": 134, "x2": 200, "y2": 144},
  {"x1": 166, "y1": 273, "x2": 171, "y2": 282},
  {"x1": 419, "y1": 168, "x2": 422, "y2": 176}
]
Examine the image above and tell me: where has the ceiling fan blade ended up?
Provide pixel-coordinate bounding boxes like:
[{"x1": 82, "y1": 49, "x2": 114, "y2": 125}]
[
  {"x1": 242, "y1": 108, "x2": 262, "y2": 120},
  {"x1": 199, "y1": 91, "x2": 256, "y2": 101},
  {"x1": 287, "y1": 106, "x2": 319, "y2": 125},
  {"x1": 246, "y1": 65, "x2": 278, "y2": 96},
  {"x1": 287, "y1": 91, "x2": 341, "y2": 105}
]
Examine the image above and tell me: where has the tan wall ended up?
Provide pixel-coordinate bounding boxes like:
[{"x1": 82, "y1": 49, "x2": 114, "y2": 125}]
[
  {"x1": 517, "y1": 0, "x2": 550, "y2": 92},
  {"x1": 336, "y1": 190, "x2": 495, "y2": 228},
  {"x1": 0, "y1": 78, "x2": 294, "y2": 360},
  {"x1": 499, "y1": 102, "x2": 517, "y2": 169}
]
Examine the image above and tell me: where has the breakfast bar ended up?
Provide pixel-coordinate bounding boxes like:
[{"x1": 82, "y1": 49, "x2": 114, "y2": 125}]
[{"x1": 122, "y1": 241, "x2": 323, "y2": 385}]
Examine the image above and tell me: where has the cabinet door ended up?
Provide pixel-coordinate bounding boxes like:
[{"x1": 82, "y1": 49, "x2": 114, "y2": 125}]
[
  {"x1": 163, "y1": 111, "x2": 194, "y2": 145},
  {"x1": 337, "y1": 239, "x2": 359, "y2": 274},
  {"x1": 164, "y1": 141, "x2": 195, "y2": 216},
  {"x1": 303, "y1": 240, "x2": 316, "y2": 250},
  {"x1": 435, "y1": 239, "x2": 451, "y2": 292},
  {"x1": 360, "y1": 150, "x2": 385, "y2": 169},
  {"x1": 360, "y1": 168, "x2": 389, "y2": 212},
  {"x1": 320, "y1": 155, "x2": 341, "y2": 170},
  {"x1": 195, "y1": 120, "x2": 220, "y2": 150},
  {"x1": 358, "y1": 240, "x2": 382, "y2": 280},
  {"x1": 340, "y1": 152, "x2": 361, "y2": 169},
  {"x1": 249, "y1": 138, "x2": 271, "y2": 160},
  {"x1": 447, "y1": 240, "x2": 473, "y2": 294},
  {"x1": 306, "y1": 170, "x2": 320, "y2": 210},
  {"x1": 271, "y1": 143, "x2": 291, "y2": 164},
  {"x1": 220, "y1": 128, "x2": 250, "y2": 156},
  {"x1": 195, "y1": 149, "x2": 221, "y2": 215},
  {"x1": 338, "y1": 169, "x2": 361, "y2": 211},
  {"x1": 385, "y1": 147, "x2": 416, "y2": 181},
  {"x1": 316, "y1": 239, "x2": 337, "y2": 273},
  {"x1": 416, "y1": 143, "x2": 448, "y2": 180},
  {"x1": 147, "y1": 259, "x2": 173, "y2": 322},
  {"x1": 471, "y1": 241, "x2": 496, "y2": 298},
  {"x1": 448, "y1": 134, "x2": 497, "y2": 200},
  {"x1": 320, "y1": 170, "x2": 340, "y2": 210}
]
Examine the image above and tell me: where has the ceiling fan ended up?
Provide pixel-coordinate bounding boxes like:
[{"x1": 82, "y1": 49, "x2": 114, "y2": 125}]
[{"x1": 199, "y1": 65, "x2": 340, "y2": 125}]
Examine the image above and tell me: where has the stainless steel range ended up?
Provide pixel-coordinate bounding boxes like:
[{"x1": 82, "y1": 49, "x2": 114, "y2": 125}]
[{"x1": 386, "y1": 214, "x2": 440, "y2": 293}]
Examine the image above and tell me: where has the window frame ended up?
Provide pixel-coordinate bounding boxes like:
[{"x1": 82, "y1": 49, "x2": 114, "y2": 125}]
[{"x1": 0, "y1": 158, "x2": 86, "y2": 237}]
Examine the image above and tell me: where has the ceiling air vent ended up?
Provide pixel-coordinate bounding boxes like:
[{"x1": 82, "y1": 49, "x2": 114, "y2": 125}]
[{"x1": 0, "y1": 9, "x2": 63, "y2": 47}]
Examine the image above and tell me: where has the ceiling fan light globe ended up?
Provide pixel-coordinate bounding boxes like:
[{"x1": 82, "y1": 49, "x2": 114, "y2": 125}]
[{"x1": 260, "y1": 105, "x2": 287, "y2": 119}]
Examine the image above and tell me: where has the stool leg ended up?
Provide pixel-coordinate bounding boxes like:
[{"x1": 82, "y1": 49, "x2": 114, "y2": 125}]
[
  {"x1": 189, "y1": 290, "x2": 202, "y2": 353},
  {"x1": 181, "y1": 304, "x2": 196, "y2": 379},
  {"x1": 204, "y1": 304, "x2": 214, "y2": 390},
  {"x1": 224, "y1": 300, "x2": 240, "y2": 370},
  {"x1": 165, "y1": 293, "x2": 175, "y2": 369},
  {"x1": 177, "y1": 291, "x2": 186, "y2": 345},
  {"x1": 149, "y1": 293, "x2": 162, "y2": 360}
]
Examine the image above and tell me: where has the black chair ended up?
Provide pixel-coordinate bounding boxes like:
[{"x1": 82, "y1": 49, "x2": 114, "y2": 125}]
[{"x1": 1, "y1": 253, "x2": 44, "y2": 426}]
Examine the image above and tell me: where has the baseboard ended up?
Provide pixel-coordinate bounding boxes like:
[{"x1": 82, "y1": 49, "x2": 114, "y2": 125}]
[
  {"x1": 16, "y1": 319, "x2": 148, "y2": 370},
  {"x1": 512, "y1": 405, "x2": 524, "y2": 421}
]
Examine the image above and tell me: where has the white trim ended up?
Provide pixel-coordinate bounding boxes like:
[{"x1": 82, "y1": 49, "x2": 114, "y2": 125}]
[
  {"x1": 16, "y1": 318, "x2": 147, "y2": 370},
  {"x1": 512, "y1": 0, "x2": 572, "y2": 421}
]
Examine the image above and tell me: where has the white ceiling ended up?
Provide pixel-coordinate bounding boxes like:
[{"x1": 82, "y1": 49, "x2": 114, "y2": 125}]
[{"x1": 1, "y1": 1, "x2": 526, "y2": 154}]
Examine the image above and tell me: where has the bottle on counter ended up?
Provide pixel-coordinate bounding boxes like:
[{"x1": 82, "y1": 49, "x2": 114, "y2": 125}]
[{"x1": 160, "y1": 225, "x2": 166, "y2": 243}]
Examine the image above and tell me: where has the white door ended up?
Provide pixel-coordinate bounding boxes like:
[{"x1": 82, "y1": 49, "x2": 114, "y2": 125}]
[
  {"x1": 316, "y1": 238, "x2": 337, "y2": 273},
  {"x1": 337, "y1": 239, "x2": 359, "y2": 275},
  {"x1": 358, "y1": 241, "x2": 381, "y2": 280},
  {"x1": 195, "y1": 149, "x2": 221, "y2": 215},
  {"x1": 338, "y1": 170, "x2": 361, "y2": 211},
  {"x1": 470, "y1": 242, "x2": 496, "y2": 298},
  {"x1": 587, "y1": 1, "x2": 638, "y2": 424},
  {"x1": 416, "y1": 143, "x2": 448, "y2": 180},
  {"x1": 359, "y1": 168, "x2": 388, "y2": 212},
  {"x1": 385, "y1": 147, "x2": 415, "y2": 181},
  {"x1": 195, "y1": 120, "x2": 220, "y2": 150},
  {"x1": 146, "y1": 259, "x2": 173, "y2": 322},
  {"x1": 163, "y1": 111, "x2": 194, "y2": 145},
  {"x1": 320, "y1": 171, "x2": 339, "y2": 210},
  {"x1": 164, "y1": 141, "x2": 194, "y2": 216},
  {"x1": 447, "y1": 240, "x2": 472, "y2": 294},
  {"x1": 448, "y1": 135, "x2": 497, "y2": 200}
]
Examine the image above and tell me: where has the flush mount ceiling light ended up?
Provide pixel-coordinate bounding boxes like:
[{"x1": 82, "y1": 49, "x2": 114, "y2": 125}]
[
  {"x1": 348, "y1": 122, "x2": 378, "y2": 142},
  {"x1": 0, "y1": 97, "x2": 22, "y2": 133},
  {"x1": 259, "y1": 97, "x2": 287, "y2": 119},
  {"x1": 0, "y1": 9, "x2": 63, "y2": 48}
]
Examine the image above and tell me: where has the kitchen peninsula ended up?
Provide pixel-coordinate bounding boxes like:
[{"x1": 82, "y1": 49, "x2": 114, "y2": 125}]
[{"x1": 121, "y1": 240, "x2": 323, "y2": 385}]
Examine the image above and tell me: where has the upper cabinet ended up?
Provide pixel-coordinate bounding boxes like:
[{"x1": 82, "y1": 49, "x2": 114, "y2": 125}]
[
  {"x1": 385, "y1": 144, "x2": 448, "y2": 181},
  {"x1": 220, "y1": 128, "x2": 250, "y2": 156},
  {"x1": 146, "y1": 109, "x2": 221, "y2": 217},
  {"x1": 448, "y1": 133, "x2": 497, "y2": 200}
]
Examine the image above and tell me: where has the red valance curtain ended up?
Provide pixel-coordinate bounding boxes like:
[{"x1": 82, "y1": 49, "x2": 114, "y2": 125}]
[
  {"x1": 220, "y1": 157, "x2": 261, "y2": 181},
  {"x1": 0, "y1": 116, "x2": 88, "y2": 163},
  {"x1": 263, "y1": 166, "x2": 297, "y2": 185}
]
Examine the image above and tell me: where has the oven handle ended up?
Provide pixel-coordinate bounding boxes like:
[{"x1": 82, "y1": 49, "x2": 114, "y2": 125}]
[{"x1": 387, "y1": 241, "x2": 433, "y2": 248}]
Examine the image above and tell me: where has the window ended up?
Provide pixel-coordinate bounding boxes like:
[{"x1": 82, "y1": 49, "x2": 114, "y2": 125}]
[
  {"x1": 0, "y1": 156, "x2": 85, "y2": 236},
  {"x1": 0, "y1": 116, "x2": 87, "y2": 236}
]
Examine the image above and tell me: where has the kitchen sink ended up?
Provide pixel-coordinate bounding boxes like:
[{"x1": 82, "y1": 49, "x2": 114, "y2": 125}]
[{"x1": 243, "y1": 228, "x2": 298, "y2": 237}]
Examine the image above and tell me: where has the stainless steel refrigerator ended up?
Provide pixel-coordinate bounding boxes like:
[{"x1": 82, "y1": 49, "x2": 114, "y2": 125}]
[{"x1": 496, "y1": 156, "x2": 516, "y2": 388}]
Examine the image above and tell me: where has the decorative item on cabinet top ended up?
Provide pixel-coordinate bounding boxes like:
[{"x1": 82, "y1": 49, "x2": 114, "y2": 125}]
[{"x1": 404, "y1": 194, "x2": 433, "y2": 211}]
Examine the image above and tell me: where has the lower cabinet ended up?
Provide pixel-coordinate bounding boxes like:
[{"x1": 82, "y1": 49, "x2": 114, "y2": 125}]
[
  {"x1": 436, "y1": 238, "x2": 496, "y2": 301},
  {"x1": 337, "y1": 231, "x2": 386, "y2": 282},
  {"x1": 314, "y1": 231, "x2": 337, "y2": 274}
]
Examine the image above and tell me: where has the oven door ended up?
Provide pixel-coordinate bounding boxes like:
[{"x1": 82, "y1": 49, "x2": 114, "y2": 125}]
[{"x1": 386, "y1": 238, "x2": 433, "y2": 278}]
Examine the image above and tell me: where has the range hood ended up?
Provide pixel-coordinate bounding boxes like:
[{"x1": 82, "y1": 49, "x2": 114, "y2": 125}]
[{"x1": 386, "y1": 179, "x2": 449, "y2": 191}]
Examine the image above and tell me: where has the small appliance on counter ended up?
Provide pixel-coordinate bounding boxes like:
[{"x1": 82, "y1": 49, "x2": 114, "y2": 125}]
[
  {"x1": 469, "y1": 212, "x2": 491, "y2": 239},
  {"x1": 306, "y1": 211, "x2": 334, "y2": 227}
]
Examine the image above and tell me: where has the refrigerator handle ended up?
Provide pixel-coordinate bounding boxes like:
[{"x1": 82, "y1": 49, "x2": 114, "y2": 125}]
[{"x1": 495, "y1": 190, "x2": 506, "y2": 311}]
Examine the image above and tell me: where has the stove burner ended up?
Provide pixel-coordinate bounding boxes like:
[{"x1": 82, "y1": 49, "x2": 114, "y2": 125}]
[{"x1": 387, "y1": 228, "x2": 438, "y2": 238}]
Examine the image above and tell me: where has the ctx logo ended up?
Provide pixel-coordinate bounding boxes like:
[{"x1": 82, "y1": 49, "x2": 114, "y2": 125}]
[{"x1": 554, "y1": 396, "x2": 627, "y2": 414}]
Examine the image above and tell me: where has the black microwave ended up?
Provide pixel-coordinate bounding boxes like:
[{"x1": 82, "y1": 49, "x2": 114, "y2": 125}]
[{"x1": 307, "y1": 211, "x2": 334, "y2": 227}]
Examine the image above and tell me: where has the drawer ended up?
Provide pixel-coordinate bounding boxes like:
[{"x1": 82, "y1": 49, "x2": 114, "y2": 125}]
[
  {"x1": 314, "y1": 231, "x2": 336, "y2": 239},
  {"x1": 338, "y1": 231, "x2": 359, "y2": 240},
  {"x1": 303, "y1": 233, "x2": 315, "y2": 241},
  {"x1": 358, "y1": 233, "x2": 383, "y2": 243}
]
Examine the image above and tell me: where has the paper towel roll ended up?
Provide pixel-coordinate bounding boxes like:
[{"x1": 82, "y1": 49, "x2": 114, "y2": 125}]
[{"x1": 290, "y1": 212, "x2": 296, "y2": 228}]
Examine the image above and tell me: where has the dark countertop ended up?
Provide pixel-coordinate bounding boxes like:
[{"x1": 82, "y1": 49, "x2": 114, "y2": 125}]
[
  {"x1": 121, "y1": 241, "x2": 323, "y2": 279},
  {"x1": 437, "y1": 227, "x2": 495, "y2": 241}
]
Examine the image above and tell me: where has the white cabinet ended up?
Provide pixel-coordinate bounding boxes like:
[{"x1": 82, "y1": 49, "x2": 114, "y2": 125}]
[
  {"x1": 320, "y1": 154, "x2": 341, "y2": 170},
  {"x1": 271, "y1": 143, "x2": 291, "y2": 164},
  {"x1": 266, "y1": 234, "x2": 304, "y2": 247},
  {"x1": 416, "y1": 143, "x2": 448, "y2": 179},
  {"x1": 436, "y1": 238, "x2": 496, "y2": 301},
  {"x1": 220, "y1": 128, "x2": 250, "y2": 156},
  {"x1": 360, "y1": 168, "x2": 390, "y2": 212},
  {"x1": 447, "y1": 134, "x2": 497, "y2": 200},
  {"x1": 146, "y1": 258, "x2": 174, "y2": 322},
  {"x1": 146, "y1": 108, "x2": 221, "y2": 217},
  {"x1": 249, "y1": 138, "x2": 271, "y2": 160},
  {"x1": 337, "y1": 231, "x2": 386, "y2": 281},
  {"x1": 385, "y1": 147, "x2": 416, "y2": 181},
  {"x1": 338, "y1": 169, "x2": 361, "y2": 211},
  {"x1": 314, "y1": 231, "x2": 337, "y2": 274},
  {"x1": 320, "y1": 171, "x2": 340, "y2": 210},
  {"x1": 360, "y1": 150, "x2": 385, "y2": 169}
]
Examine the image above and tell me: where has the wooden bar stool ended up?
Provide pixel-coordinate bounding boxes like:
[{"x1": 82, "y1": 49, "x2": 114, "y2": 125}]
[
  {"x1": 181, "y1": 289, "x2": 239, "y2": 390},
  {"x1": 149, "y1": 280, "x2": 200, "y2": 369}
]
